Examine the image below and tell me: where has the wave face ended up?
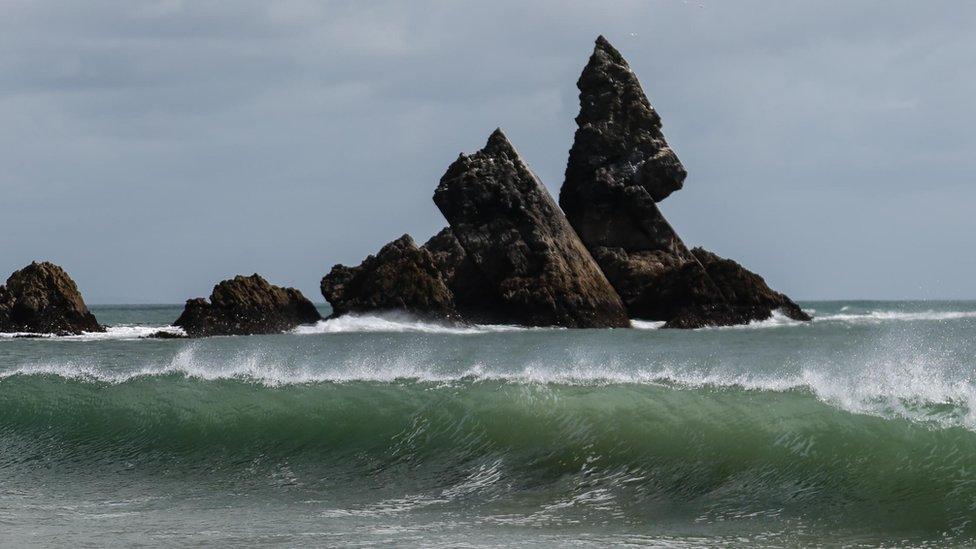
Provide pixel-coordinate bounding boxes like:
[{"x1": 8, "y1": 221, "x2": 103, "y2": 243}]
[{"x1": 1, "y1": 301, "x2": 976, "y2": 546}]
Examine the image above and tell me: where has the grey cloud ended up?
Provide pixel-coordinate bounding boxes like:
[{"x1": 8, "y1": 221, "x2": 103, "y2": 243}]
[{"x1": 1, "y1": 0, "x2": 973, "y2": 302}]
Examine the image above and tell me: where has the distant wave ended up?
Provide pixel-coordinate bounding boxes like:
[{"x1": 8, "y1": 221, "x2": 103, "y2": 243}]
[
  {"x1": 292, "y1": 313, "x2": 549, "y2": 335},
  {"x1": 3, "y1": 307, "x2": 975, "y2": 341},
  {"x1": 701, "y1": 309, "x2": 807, "y2": 330},
  {"x1": 0, "y1": 325, "x2": 184, "y2": 341},
  {"x1": 815, "y1": 310, "x2": 976, "y2": 323}
]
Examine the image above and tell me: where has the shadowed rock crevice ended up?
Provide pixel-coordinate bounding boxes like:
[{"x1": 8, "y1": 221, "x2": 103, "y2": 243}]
[
  {"x1": 0, "y1": 261, "x2": 104, "y2": 335},
  {"x1": 421, "y1": 228, "x2": 492, "y2": 318},
  {"x1": 175, "y1": 274, "x2": 320, "y2": 337}
]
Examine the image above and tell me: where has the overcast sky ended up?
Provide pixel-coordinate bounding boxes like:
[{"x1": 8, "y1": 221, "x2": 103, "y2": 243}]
[{"x1": 1, "y1": 1, "x2": 973, "y2": 303}]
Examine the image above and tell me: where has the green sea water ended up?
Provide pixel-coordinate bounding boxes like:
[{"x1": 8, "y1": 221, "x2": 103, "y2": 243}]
[{"x1": 2, "y1": 301, "x2": 976, "y2": 547}]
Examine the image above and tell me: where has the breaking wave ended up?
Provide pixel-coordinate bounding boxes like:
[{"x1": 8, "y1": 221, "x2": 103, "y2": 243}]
[
  {"x1": 292, "y1": 312, "x2": 533, "y2": 335},
  {"x1": 0, "y1": 324, "x2": 184, "y2": 340},
  {"x1": 2, "y1": 357, "x2": 976, "y2": 538}
]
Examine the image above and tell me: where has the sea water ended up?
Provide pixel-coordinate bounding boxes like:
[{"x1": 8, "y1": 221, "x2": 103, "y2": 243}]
[{"x1": 1, "y1": 301, "x2": 975, "y2": 547}]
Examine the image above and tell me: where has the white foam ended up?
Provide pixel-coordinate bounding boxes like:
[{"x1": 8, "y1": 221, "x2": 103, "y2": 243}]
[
  {"x1": 698, "y1": 309, "x2": 807, "y2": 330},
  {"x1": 815, "y1": 310, "x2": 976, "y2": 323},
  {"x1": 630, "y1": 320, "x2": 666, "y2": 330},
  {"x1": 292, "y1": 313, "x2": 537, "y2": 335},
  {"x1": 0, "y1": 325, "x2": 184, "y2": 341},
  {"x1": 4, "y1": 342, "x2": 976, "y2": 430}
]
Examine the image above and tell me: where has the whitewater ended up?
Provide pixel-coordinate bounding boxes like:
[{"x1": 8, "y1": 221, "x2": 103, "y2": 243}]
[{"x1": 2, "y1": 300, "x2": 975, "y2": 547}]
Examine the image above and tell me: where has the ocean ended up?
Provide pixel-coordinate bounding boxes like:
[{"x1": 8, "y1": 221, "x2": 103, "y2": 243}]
[{"x1": 1, "y1": 301, "x2": 975, "y2": 547}]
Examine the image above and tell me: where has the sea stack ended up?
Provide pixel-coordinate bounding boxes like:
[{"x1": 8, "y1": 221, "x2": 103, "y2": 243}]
[
  {"x1": 175, "y1": 274, "x2": 321, "y2": 337},
  {"x1": 0, "y1": 261, "x2": 104, "y2": 335},
  {"x1": 560, "y1": 36, "x2": 809, "y2": 327},
  {"x1": 433, "y1": 129, "x2": 629, "y2": 328},
  {"x1": 321, "y1": 234, "x2": 457, "y2": 319}
]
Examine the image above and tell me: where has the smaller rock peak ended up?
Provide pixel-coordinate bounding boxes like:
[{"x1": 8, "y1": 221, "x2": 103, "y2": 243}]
[
  {"x1": 485, "y1": 127, "x2": 509, "y2": 147},
  {"x1": 592, "y1": 35, "x2": 627, "y2": 67},
  {"x1": 483, "y1": 128, "x2": 519, "y2": 159},
  {"x1": 386, "y1": 234, "x2": 417, "y2": 249}
]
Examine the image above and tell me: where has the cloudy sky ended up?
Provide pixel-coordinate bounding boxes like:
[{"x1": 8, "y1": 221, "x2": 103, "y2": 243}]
[{"x1": 1, "y1": 1, "x2": 973, "y2": 303}]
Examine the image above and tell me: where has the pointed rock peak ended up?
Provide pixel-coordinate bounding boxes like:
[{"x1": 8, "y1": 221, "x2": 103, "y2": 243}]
[
  {"x1": 380, "y1": 233, "x2": 418, "y2": 253},
  {"x1": 592, "y1": 35, "x2": 627, "y2": 67},
  {"x1": 561, "y1": 34, "x2": 686, "y2": 210},
  {"x1": 483, "y1": 127, "x2": 517, "y2": 158}
]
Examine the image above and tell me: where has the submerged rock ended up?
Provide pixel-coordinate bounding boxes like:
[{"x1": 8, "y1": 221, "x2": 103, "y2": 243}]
[
  {"x1": 321, "y1": 234, "x2": 456, "y2": 319},
  {"x1": 433, "y1": 129, "x2": 629, "y2": 328},
  {"x1": 560, "y1": 36, "x2": 808, "y2": 328},
  {"x1": 175, "y1": 274, "x2": 320, "y2": 337},
  {"x1": 0, "y1": 261, "x2": 104, "y2": 335},
  {"x1": 142, "y1": 330, "x2": 189, "y2": 339}
]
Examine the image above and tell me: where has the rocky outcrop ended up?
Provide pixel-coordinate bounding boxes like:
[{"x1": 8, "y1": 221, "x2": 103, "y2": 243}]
[
  {"x1": 687, "y1": 248, "x2": 811, "y2": 323},
  {"x1": 432, "y1": 129, "x2": 629, "y2": 328},
  {"x1": 321, "y1": 234, "x2": 456, "y2": 319},
  {"x1": 560, "y1": 36, "x2": 809, "y2": 328},
  {"x1": 314, "y1": 36, "x2": 807, "y2": 330},
  {"x1": 175, "y1": 274, "x2": 320, "y2": 337},
  {"x1": 0, "y1": 261, "x2": 104, "y2": 335}
]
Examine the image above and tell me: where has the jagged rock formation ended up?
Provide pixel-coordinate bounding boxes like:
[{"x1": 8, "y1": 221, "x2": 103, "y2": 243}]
[
  {"x1": 432, "y1": 129, "x2": 629, "y2": 328},
  {"x1": 175, "y1": 274, "x2": 320, "y2": 337},
  {"x1": 315, "y1": 37, "x2": 807, "y2": 330},
  {"x1": 0, "y1": 261, "x2": 104, "y2": 335},
  {"x1": 321, "y1": 234, "x2": 456, "y2": 319},
  {"x1": 560, "y1": 36, "x2": 809, "y2": 328}
]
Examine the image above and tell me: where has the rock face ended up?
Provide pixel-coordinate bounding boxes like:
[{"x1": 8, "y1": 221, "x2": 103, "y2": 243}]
[
  {"x1": 561, "y1": 34, "x2": 687, "y2": 242},
  {"x1": 0, "y1": 261, "x2": 104, "y2": 335},
  {"x1": 421, "y1": 227, "x2": 492, "y2": 318},
  {"x1": 433, "y1": 129, "x2": 629, "y2": 328},
  {"x1": 687, "y1": 248, "x2": 811, "y2": 324},
  {"x1": 321, "y1": 234, "x2": 456, "y2": 319},
  {"x1": 560, "y1": 36, "x2": 809, "y2": 328},
  {"x1": 175, "y1": 274, "x2": 321, "y2": 337}
]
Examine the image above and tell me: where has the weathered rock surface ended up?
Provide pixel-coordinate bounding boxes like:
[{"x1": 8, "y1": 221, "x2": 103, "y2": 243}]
[
  {"x1": 687, "y1": 248, "x2": 811, "y2": 323},
  {"x1": 560, "y1": 34, "x2": 687, "y2": 249},
  {"x1": 590, "y1": 246, "x2": 725, "y2": 322},
  {"x1": 175, "y1": 274, "x2": 320, "y2": 337},
  {"x1": 560, "y1": 36, "x2": 809, "y2": 328},
  {"x1": 433, "y1": 129, "x2": 629, "y2": 328},
  {"x1": 321, "y1": 234, "x2": 456, "y2": 319},
  {"x1": 421, "y1": 228, "x2": 492, "y2": 318},
  {"x1": 0, "y1": 261, "x2": 104, "y2": 335}
]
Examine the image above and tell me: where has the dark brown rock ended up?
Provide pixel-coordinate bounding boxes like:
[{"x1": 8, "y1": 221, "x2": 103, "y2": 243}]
[
  {"x1": 142, "y1": 330, "x2": 189, "y2": 339},
  {"x1": 421, "y1": 228, "x2": 492, "y2": 318},
  {"x1": 0, "y1": 261, "x2": 104, "y2": 335},
  {"x1": 591, "y1": 246, "x2": 725, "y2": 322},
  {"x1": 560, "y1": 37, "x2": 809, "y2": 328},
  {"x1": 432, "y1": 129, "x2": 629, "y2": 328},
  {"x1": 681, "y1": 248, "x2": 812, "y2": 324},
  {"x1": 560, "y1": 34, "x2": 687, "y2": 247},
  {"x1": 175, "y1": 274, "x2": 321, "y2": 337},
  {"x1": 321, "y1": 234, "x2": 456, "y2": 319}
]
